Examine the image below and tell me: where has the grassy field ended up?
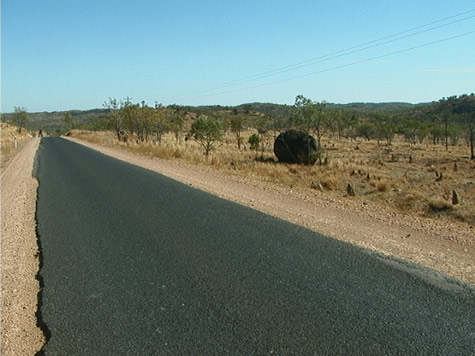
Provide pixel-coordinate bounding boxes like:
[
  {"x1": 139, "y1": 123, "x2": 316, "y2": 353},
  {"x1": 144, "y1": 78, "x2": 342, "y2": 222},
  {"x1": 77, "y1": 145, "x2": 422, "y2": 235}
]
[{"x1": 72, "y1": 129, "x2": 474, "y2": 226}]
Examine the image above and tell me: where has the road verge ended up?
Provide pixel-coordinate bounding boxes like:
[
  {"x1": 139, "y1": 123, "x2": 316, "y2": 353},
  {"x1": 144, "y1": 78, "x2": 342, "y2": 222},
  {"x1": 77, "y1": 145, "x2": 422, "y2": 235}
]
[{"x1": 1, "y1": 138, "x2": 44, "y2": 355}]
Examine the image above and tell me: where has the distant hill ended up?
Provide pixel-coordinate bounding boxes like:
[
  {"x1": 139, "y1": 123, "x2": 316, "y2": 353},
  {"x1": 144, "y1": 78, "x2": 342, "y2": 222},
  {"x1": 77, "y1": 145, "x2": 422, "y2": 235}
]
[
  {"x1": 0, "y1": 101, "x2": 438, "y2": 133},
  {"x1": 1, "y1": 109, "x2": 109, "y2": 134}
]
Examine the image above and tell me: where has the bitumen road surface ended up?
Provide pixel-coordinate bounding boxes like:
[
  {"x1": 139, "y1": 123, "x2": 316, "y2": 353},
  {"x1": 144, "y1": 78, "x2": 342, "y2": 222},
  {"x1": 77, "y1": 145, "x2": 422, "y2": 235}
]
[{"x1": 34, "y1": 137, "x2": 474, "y2": 355}]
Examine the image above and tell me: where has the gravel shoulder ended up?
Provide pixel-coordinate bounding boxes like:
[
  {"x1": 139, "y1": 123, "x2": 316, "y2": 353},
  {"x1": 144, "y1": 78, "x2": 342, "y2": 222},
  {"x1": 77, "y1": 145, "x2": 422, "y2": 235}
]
[
  {"x1": 1, "y1": 138, "x2": 44, "y2": 356},
  {"x1": 68, "y1": 137, "x2": 474, "y2": 284}
]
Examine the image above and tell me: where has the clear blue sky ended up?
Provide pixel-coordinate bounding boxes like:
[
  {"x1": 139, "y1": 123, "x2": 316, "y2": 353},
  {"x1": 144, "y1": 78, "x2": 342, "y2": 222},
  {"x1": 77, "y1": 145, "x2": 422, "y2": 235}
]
[{"x1": 2, "y1": 0, "x2": 474, "y2": 113}]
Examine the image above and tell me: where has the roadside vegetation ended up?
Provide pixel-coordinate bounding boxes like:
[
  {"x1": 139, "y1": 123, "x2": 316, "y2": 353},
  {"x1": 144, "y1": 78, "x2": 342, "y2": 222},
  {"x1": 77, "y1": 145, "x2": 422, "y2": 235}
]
[
  {"x1": 0, "y1": 122, "x2": 35, "y2": 168},
  {"x1": 3, "y1": 94, "x2": 473, "y2": 225},
  {"x1": 61, "y1": 93, "x2": 474, "y2": 226}
]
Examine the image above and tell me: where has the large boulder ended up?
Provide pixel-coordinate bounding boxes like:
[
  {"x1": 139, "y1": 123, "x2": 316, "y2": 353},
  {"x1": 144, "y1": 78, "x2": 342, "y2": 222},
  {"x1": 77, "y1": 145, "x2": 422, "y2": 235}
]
[{"x1": 273, "y1": 130, "x2": 319, "y2": 165}]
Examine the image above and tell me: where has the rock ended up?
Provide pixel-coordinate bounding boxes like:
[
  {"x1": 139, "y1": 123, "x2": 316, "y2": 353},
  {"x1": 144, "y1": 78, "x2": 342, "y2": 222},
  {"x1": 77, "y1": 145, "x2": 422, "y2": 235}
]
[
  {"x1": 273, "y1": 130, "x2": 319, "y2": 165},
  {"x1": 311, "y1": 181, "x2": 323, "y2": 191},
  {"x1": 347, "y1": 183, "x2": 355, "y2": 197},
  {"x1": 452, "y1": 190, "x2": 461, "y2": 205},
  {"x1": 454, "y1": 162, "x2": 458, "y2": 172}
]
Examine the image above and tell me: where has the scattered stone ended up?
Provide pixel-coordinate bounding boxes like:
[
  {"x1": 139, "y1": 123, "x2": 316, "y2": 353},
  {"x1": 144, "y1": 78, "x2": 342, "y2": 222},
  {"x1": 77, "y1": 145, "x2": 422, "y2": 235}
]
[
  {"x1": 347, "y1": 183, "x2": 355, "y2": 197},
  {"x1": 452, "y1": 190, "x2": 461, "y2": 205},
  {"x1": 311, "y1": 181, "x2": 323, "y2": 191}
]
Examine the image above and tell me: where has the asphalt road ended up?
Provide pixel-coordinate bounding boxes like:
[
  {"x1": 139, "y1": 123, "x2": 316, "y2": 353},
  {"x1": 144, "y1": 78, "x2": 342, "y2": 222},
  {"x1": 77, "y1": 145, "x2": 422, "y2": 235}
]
[{"x1": 34, "y1": 137, "x2": 474, "y2": 355}]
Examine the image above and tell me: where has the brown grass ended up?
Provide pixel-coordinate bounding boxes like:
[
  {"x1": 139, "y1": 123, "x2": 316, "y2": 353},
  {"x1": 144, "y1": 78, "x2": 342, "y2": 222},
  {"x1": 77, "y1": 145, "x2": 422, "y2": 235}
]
[
  {"x1": 70, "y1": 129, "x2": 475, "y2": 226},
  {"x1": 0, "y1": 123, "x2": 35, "y2": 168},
  {"x1": 428, "y1": 198, "x2": 453, "y2": 212}
]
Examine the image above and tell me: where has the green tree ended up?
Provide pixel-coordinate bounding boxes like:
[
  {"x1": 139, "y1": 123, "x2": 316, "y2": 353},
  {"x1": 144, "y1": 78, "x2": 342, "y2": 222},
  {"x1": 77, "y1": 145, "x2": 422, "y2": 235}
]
[
  {"x1": 248, "y1": 133, "x2": 262, "y2": 158},
  {"x1": 355, "y1": 122, "x2": 375, "y2": 141},
  {"x1": 169, "y1": 115, "x2": 184, "y2": 143},
  {"x1": 428, "y1": 123, "x2": 444, "y2": 145},
  {"x1": 294, "y1": 95, "x2": 328, "y2": 146},
  {"x1": 120, "y1": 102, "x2": 140, "y2": 140},
  {"x1": 452, "y1": 94, "x2": 475, "y2": 159},
  {"x1": 13, "y1": 106, "x2": 29, "y2": 133},
  {"x1": 190, "y1": 116, "x2": 222, "y2": 156},
  {"x1": 151, "y1": 109, "x2": 169, "y2": 144},
  {"x1": 402, "y1": 120, "x2": 428, "y2": 144},
  {"x1": 434, "y1": 96, "x2": 457, "y2": 151},
  {"x1": 137, "y1": 105, "x2": 156, "y2": 142},
  {"x1": 103, "y1": 98, "x2": 123, "y2": 141},
  {"x1": 461, "y1": 112, "x2": 475, "y2": 159},
  {"x1": 230, "y1": 116, "x2": 245, "y2": 149},
  {"x1": 294, "y1": 95, "x2": 315, "y2": 133},
  {"x1": 327, "y1": 108, "x2": 347, "y2": 139},
  {"x1": 372, "y1": 113, "x2": 396, "y2": 145},
  {"x1": 64, "y1": 112, "x2": 75, "y2": 130}
]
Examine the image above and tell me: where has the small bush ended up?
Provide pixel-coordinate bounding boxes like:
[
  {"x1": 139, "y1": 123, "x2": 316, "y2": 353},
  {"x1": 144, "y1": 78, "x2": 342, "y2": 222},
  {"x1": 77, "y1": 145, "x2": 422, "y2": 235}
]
[
  {"x1": 376, "y1": 181, "x2": 389, "y2": 192},
  {"x1": 428, "y1": 198, "x2": 453, "y2": 212},
  {"x1": 395, "y1": 191, "x2": 424, "y2": 212},
  {"x1": 320, "y1": 176, "x2": 339, "y2": 190}
]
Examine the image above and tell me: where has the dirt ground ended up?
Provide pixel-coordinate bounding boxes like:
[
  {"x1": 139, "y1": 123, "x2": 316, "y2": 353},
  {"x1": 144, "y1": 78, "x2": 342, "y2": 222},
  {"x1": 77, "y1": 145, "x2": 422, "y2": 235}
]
[{"x1": 1, "y1": 138, "x2": 44, "y2": 356}]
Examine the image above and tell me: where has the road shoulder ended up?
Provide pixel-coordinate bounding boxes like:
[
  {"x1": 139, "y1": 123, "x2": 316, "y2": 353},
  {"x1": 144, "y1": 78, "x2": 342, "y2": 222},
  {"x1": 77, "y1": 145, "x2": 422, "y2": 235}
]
[{"x1": 1, "y1": 138, "x2": 44, "y2": 356}]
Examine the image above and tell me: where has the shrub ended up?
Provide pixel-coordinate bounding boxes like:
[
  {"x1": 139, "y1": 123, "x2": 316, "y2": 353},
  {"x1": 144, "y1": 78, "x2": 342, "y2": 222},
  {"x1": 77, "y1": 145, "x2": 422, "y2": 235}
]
[{"x1": 428, "y1": 198, "x2": 453, "y2": 212}]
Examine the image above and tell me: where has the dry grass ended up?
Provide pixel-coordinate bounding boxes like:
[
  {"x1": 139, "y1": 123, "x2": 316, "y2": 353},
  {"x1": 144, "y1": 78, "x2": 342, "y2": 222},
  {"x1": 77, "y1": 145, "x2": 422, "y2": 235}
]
[
  {"x1": 71, "y1": 129, "x2": 475, "y2": 226},
  {"x1": 0, "y1": 123, "x2": 35, "y2": 168}
]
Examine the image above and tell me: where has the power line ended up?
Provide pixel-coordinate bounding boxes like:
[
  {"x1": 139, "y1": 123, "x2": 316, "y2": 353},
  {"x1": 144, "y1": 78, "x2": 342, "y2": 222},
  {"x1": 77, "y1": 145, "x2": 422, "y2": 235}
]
[
  {"x1": 161, "y1": 14, "x2": 475, "y2": 101},
  {"x1": 155, "y1": 8, "x2": 475, "y2": 101},
  {"x1": 164, "y1": 30, "x2": 475, "y2": 102}
]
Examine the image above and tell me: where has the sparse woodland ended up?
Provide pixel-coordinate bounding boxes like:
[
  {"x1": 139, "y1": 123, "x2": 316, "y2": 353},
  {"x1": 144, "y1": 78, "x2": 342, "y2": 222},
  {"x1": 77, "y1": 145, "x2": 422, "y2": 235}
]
[{"x1": 3, "y1": 94, "x2": 474, "y2": 225}]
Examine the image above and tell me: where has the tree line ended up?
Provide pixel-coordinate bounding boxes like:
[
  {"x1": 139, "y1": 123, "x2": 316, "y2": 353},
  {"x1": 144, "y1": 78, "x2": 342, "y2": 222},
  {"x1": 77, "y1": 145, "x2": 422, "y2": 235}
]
[
  {"x1": 98, "y1": 94, "x2": 473, "y2": 159},
  {"x1": 5, "y1": 93, "x2": 474, "y2": 159}
]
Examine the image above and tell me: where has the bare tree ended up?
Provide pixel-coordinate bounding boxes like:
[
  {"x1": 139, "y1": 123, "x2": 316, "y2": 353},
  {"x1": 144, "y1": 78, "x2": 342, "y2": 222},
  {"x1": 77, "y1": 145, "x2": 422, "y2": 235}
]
[{"x1": 13, "y1": 106, "x2": 29, "y2": 133}]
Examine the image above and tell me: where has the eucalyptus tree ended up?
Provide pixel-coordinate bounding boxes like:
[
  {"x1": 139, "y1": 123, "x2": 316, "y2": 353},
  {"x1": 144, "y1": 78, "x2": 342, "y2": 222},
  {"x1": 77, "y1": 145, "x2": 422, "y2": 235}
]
[
  {"x1": 120, "y1": 102, "x2": 140, "y2": 140},
  {"x1": 434, "y1": 96, "x2": 457, "y2": 151},
  {"x1": 294, "y1": 95, "x2": 328, "y2": 146},
  {"x1": 230, "y1": 115, "x2": 245, "y2": 149},
  {"x1": 452, "y1": 93, "x2": 475, "y2": 159},
  {"x1": 371, "y1": 112, "x2": 397, "y2": 145},
  {"x1": 327, "y1": 108, "x2": 347, "y2": 139},
  {"x1": 137, "y1": 105, "x2": 157, "y2": 142},
  {"x1": 151, "y1": 108, "x2": 169, "y2": 145},
  {"x1": 103, "y1": 98, "x2": 123, "y2": 141},
  {"x1": 190, "y1": 116, "x2": 222, "y2": 156}
]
